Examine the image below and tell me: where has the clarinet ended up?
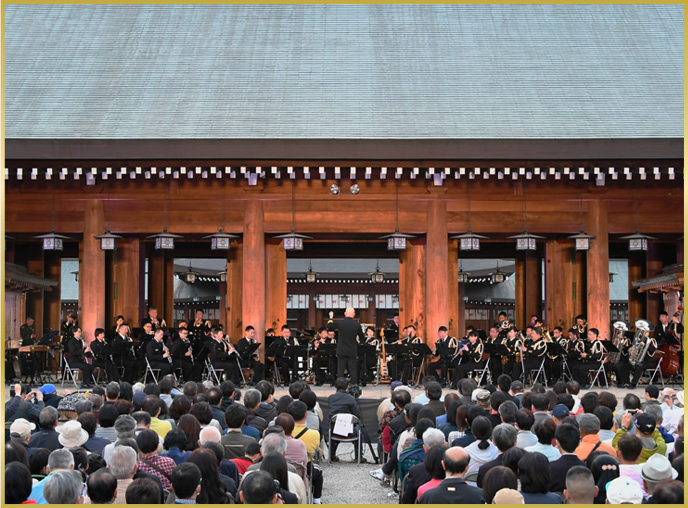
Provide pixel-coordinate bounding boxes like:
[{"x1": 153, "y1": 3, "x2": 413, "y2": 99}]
[{"x1": 163, "y1": 343, "x2": 173, "y2": 365}]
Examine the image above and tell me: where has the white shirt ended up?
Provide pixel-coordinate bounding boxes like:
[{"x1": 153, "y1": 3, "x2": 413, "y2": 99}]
[
  {"x1": 525, "y1": 442, "x2": 562, "y2": 461},
  {"x1": 661, "y1": 404, "x2": 683, "y2": 435},
  {"x1": 516, "y1": 430, "x2": 538, "y2": 449},
  {"x1": 464, "y1": 440, "x2": 499, "y2": 476}
]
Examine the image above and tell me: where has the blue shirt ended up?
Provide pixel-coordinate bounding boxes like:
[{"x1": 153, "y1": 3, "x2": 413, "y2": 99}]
[
  {"x1": 436, "y1": 413, "x2": 447, "y2": 426},
  {"x1": 162, "y1": 447, "x2": 191, "y2": 465},
  {"x1": 241, "y1": 425, "x2": 260, "y2": 439},
  {"x1": 30, "y1": 472, "x2": 54, "y2": 504}
]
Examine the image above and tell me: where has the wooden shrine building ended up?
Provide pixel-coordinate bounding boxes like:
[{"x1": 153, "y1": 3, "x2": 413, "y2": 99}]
[{"x1": 4, "y1": 5, "x2": 684, "y2": 355}]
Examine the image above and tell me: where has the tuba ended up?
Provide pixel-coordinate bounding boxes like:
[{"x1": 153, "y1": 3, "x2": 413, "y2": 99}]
[
  {"x1": 608, "y1": 321, "x2": 629, "y2": 364},
  {"x1": 628, "y1": 319, "x2": 653, "y2": 367}
]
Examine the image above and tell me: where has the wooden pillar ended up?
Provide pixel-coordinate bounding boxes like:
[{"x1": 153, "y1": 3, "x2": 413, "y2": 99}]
[
  {"x1": 112, "y1": 238, "x2": 142, "y2": 327},
  {"x1": 265, "y1": 239, "x2": 287, "y2": 337},
  {"x1": 515, "y1": 250, "x2": 540, "y2": 328},
  {"x1": 677, "y1": 241, "x2": 684, "y2": 265},
  {"x1": 43, "y1": 252, "x2": 62, "y2": 332},
  {"x1": 646, "y1": 243, "x2": 663, "y2": 321},
  {"x1": 80, "y1": 200, "x2": 105, "y2": 343},
  {"x1": 225, "y1": 240, "x2": 243, "y2": 342},
  {"x1": 308, "y1": 285, "x2": 318, "y2": 330},
  {"x1": 458, "y1": 280, "x2": 466, "y2": 337},
  {"x1": 410, "y1": 239, "x2": 427, "y2": 339},
  {"x1": 425, "y1": 200, "x2": 448, "y2": 350},
  {"x1": 586, "y1": 199, "x2": 610, "y2": 340},
  {"x1": 447, "y1": 240, "x2": 459, "y2": 339},
  {"x1": 544, "y1": 239, "x2": 576, "y2": 330},
  {"x1": 398, "y1": 248, "x2": 411, "y2": 340},
  {"x1": 164, "y1": 256, "x2": 174, "y2": 327},
  {"x1": 26, "y1": 250, "x2": 45, "y2": 335},
  {"x1": 628, "y1": 253, "x2": 646, "y2": 322},
  {"x1": 148, "y1": 253, "x2": 166, "y2": 327},
  {"x1": 242, "y1": 201, "x2": 265, "y2": 347},
  {"x1": 572, "y1": 250, "x2": 586, "y2": 325}
]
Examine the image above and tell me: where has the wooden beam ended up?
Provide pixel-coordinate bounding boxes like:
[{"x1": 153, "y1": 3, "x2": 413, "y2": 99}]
[
  {"x1": 242, "y1": 201, "x2": 265, "y2": 347},
  {"x1": 628, "y1": 253, "x2": 646, "y2": 321},
  {"x1": 586, "y1": 200, "x2": 610, "y2": 340},
  {"x1": 544, "y1": 239, "x2": 576, "y2": 330},
  {"x1": 43, "y1": 252, "x2": 61, "y2": 332},
  {"x1": 80, "y1": 199, "x2": 105, "y2": 342}
]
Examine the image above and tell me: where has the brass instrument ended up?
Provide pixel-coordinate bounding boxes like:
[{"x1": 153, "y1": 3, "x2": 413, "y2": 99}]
[
  {"x1": 410, "y1": 336, "x2": 423, "y2": 356},
  {"x1": 577, "y1": 320, "x2": 587, "y2": 335},
  {"x1": 573, "y1": 339, "x2": 585, "y2": 359},
  {"x1": 472, "y1": 340, "x2": 485, "y2": 363},
  {"x1": 514, "y1": 333, "x2": 524, "y2": 364},
  {"x1": 448, "y1": 336, "x2": 457, "y2": 349},
  {"x1": 525, "y1": 338, "x2": 548, "y2": 358},
  {"x1": 608, "y1": 321, "x2": 629, "y2": 364},
  {"x1": 542, "y1": 329, "x2": 553, "y2": 342},
  {"x1": 499, "y1": 319, "x2": 512, "y2": 330},
  {"x1": 628, "y1": 319, "x2": 653, "y2": 367}
]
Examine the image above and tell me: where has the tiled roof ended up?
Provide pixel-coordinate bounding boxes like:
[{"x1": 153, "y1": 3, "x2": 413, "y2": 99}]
[{"x1": 5, "y1": 4, "x2": 683, "y2": 141}]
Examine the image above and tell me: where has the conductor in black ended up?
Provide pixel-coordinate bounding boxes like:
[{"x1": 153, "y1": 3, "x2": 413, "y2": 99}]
[{"x1": 330, "y1": 307, "x2": 365, "y2": 385}]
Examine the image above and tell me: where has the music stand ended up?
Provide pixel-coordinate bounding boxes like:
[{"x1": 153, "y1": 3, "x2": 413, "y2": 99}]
[
  {"x1": 286, "y1": 345, "x2": 308, "y2": 380},
  {"x1": 410, "y1": 343, "x2": 432, "y2": 387},
  {"x1": 383, "y1": 328, "x2": 398, "y2": 340}
]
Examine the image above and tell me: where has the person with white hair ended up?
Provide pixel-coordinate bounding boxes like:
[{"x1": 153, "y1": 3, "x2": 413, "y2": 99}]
[
  {"x1": 199, "y1": 425, "x2": 222, "y2": 445},
  {"x1": 30, "y1": 448, "x2": 75, "y2": 503},
  {"x1": 109, "y1": 445, "x2": 139, "y2": 504},
  {"x1": 43, "y1": 469, "x2": 85, "y2": 504},
  {"x1": 660, "y1": 387, "x2": 683, "y2": 436}
]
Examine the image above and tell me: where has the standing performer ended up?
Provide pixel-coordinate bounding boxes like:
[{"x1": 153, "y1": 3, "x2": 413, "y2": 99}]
[
  {"x1": 357, "y1": 326, "x2": 378, "y2": 386},
  {"x1": 329, "y1": 307, "x2": 365, "y2": 385},
  {"x1": 146, "y1": 328, "x2": 174, "y2": 377},
  {"x1": 389, "y1": 314, "x2": 400, "y2": 337},
  {"x1": 485, "y1": 326, "x2": 503, "y2": 382},
  {"x1": 141, "y1": 306, "x2": 166, "y2": 330},
  {"x1": 61, "y1": 312, "x2": 78, "y2": 346},
  {"x1": 90, "y1": 327, "x2": 116, "y2": 383},
  {"x1": 237, "y1": 325, "x2": 264, "y2": 384},
  {"x1": 170, "y1": 327, "x2": 201, "y2": 382},
  {"x1": 313, "y1": 327, "x2": 335, "y2": 386},
  {"x1": 502, "y1": 327, "x2": 522, "y2": 382},
  {"x1": 190, "y1": 308, "x2": 212, "y2": 357},
  {"x1": 66, "y1": 326, "x2": 94, "y2": 388}
]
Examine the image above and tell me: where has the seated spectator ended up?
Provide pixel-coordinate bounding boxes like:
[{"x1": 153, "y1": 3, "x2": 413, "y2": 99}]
[
  {"x1": 451, "y1": 405, "x2": 486, "y2": 448},
  {"x1": 28, "y1": 447, "x2": 50, "y2": 482},
  {"x1": 78, "y1": 411, "x2": 110, "y2": 455},
  {"x1": 87, "y1": 453, "x2": 106, "y2": 476},
  {"x1": 200, "y1": 440, "x2": 238, "y2": 493},
  {"x1": 30, "y1": 448, "x2": 75, "y2": 503},
  {"x1": 413, "y1": 445, "x2": 447, "y2": 501},
  {"x1": 464, "y1": 416, "x2": 498, "y2": 478},
  {"x1": 510, "y1": 380, "x2": 525, "y2": 407},
  {"x1": 222, "y1": 403, "x2": 257, "y2": 459},
  {"x1": 187, "y1": 447, "x2": 234, "y2": 504},
  {"x1": 614, "y1": 393, "x2": 642, "y2": 429},
  {"x1": 177, "y1": 414, "x2": 201, "y2": 451},
  {"x1": 170, "y1": 462, "x2": 202, "y2": 503},
  {"x1": 438, "y1": 401, "x2": 460, "y2": 439},
  {"x1": 644, "y1": 404, "x2": 675, "y2": 444},
  {"x1": 597, "y1": 391, "x2": 618, "y2": 412},
  {"x1": 497, "y1": 400, "x2": 518, "y2": 426},
  {"x1": 43, "y1": 468, "x2": 84, "y2": 504},
  {"x1": 488, "y1": 392, "x2": 507, "y2": 428},
  {"x1": 672, "y1": 453, "x2": 683, "y2": 484},
  {"x1": 240, "y1": 470, "x2": 279, "y2": 504},
  {"x1": 423, "y1": 381, "x2": 446, "y2": 417},
  {"x1": 86, "y1": 467, "x2": 118, "y2": 504},
  {"x1": 259, "y1": 453, "x2": 299, "y2": 504},
  {"x1": 517, "y1": 452, "x2": 561, "y2": 504},
  {"x1": 207, "y1": 387, "x2": 228, "y2": 431},
  {"x1": 125, "y1": 477, "x2": 161, "y2": 504},
  {"x1": 501, "y1": 446, "x2": 527, "y2": 478},
  {"x1": 230, "y1": 441, "x2": 261, "y2": 475},
  {"x1": 640, "y1": 454, "x2": 679, "y2": 503},
  {"x1": 575, "y1": 413, "x2": 616, "y2": 460},
  {"x1": 28, "y1": 407, "x2": 61, "y2": 451},
  {"x1": 605, "y1": 476, "x2": 644, "y2": 504},
  {"x1": 417, "y1": 447, "x2": 485, "y2": 503},
  {"x1": 550, "y1": 404, "x2": 570, "y2": 425},
  {"x1": 660, "y1": 388, "x2": 683, "y2": 435},
  {"x1": 96, "y1": 404, "x2": 120, "y2": 443},
  {"x1": 642, "y1": 385, "x2": 661, "y2": 410},
  {"x1": 162, "y1": 429, "x2": 192, "y2": 465},
  {"x1": 482, "y1": 465, "x2": 518, "y2": 503},
  {"x1": 616, "y1": 432, "x2": 648, "y2": 497},
  {"x1": 530, "y1": 394, "x2": 550, "y2": 424},
  {"x1": 142, "y1": 395, "x2": 173, "y2": 439},
  {"x1": 590, "y1": 453, "x2": 620, "y2": 504},
  {"x1": 274, "y1": 413, "x2": 307, "y2": 472},
  {"x1": 168, "y1": 395, "x2": 191, "y2": 423},
  {"x1": 515, "y1": 409, "x2": 537, "y2": 449},
  {"x1": 613, "y1": 411, "x2": 667, "y2": 462},
  {"x1": 549, "y1": 423, "x2": 584, "y2": 492},
  {"x1": 651, "y1": 478, "x2": 684, "y2": 504},
  {"x1": 563, "y1": 466, "x2": 596, "y2": 504},
  {"x1": 477, "y1": 423, "x2": 518, "y2": 488},
  {"x1": 109, "y1": 441, "x2": 140, "y2": 503},
  {"x1": 497, "y1": 374, "x2": 520, "y2": 407},
  {"x1": 398, "y1": 419, "x2": 438, "y2": 480},
  {"x1": 435, "y1": 393, "x2": 459, "y2": 427},
  {"x1": 102, "y1": 414, "x2": 137, "y2": 465},
  {"x1": 447, "y1": 404, "x2": 469, "y2": 444},
  {"x1": 526, "y1": 418, "x2": 561, "y2": 461},
  {"x1": 136, "y1": 429, "x2": 176, "y2": 490},
  {"x1": 593, "y1": 405, "x2": 616, "y2": 442},
  {"x1": 297, "y1": 388, "x2": 321, "y2": 433},
  {"x1": 5, "y1": 462, "x2": 35, "y2": 504}
]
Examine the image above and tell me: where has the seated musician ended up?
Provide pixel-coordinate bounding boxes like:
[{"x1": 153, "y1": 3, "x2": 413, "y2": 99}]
[
  {"x1": 386, "y1": 326, "x2": 408, "y2": 382},
  {"x1": 137, "y1": 322, "x2": 155, "y2": 357},
  {"x1": 236, "y1": 325, "x2": 264, "y2": 384},
  {"x1": 66, "y1": 326, "x2": 94, "y2": 388},
  {"x1": 357, "y1": 327, "x2": 378, "y2": 386},
  {"x1": 146, "y1": 328, "x2": 174, "y2": 378},
  {"x1": 266, "y1": 326, "x2": 292, "y2": 385},
  {"x1": 546, "y1": 326, "x2": 566, "y2": 385},
  {"x1": 107, "y1": 315, "x2": 125, "y2": 342},
  {"x1": 141, "y1": 306, "x2": 165, "y2": 330},
  {"x1": 313, "y1": 327, "x2": 335, "y2": 386},
  {"x1": 502, "y1": 327, "x2": 521, "y2": 381},
  {"x1": 610, "y1": 328, "x2": 633, "y2": 388},
  {"x1": 110, "y1": 323, "x2": 140, "y2": 384},
  {"x1": 615, "y1": 325, "x2": 658, "y2": 389},
  {"x1": 450, "y1": 330, "x2": 484, "y2": 388},
  {"x1": 566, "y1": 327, "x2": 584, "y2": 380},
  {"x1": 209, "y1": 326, "x2": 241, "y2": 384},
  {"x1": 170, "y1": 327, "x2": 201, "y2": 382},
  {"x1": 90, "y1": 327, "x2": 116, "y2": 383},
  {"x1": 430, "y1": 326, "x2": 452, "y2": 386},
  {"x1": 572, "y1": 327, "x2": 604, "y2": 389},
  {"x1": 522, "y1": 327, "x2": 546, "y2": 379}
]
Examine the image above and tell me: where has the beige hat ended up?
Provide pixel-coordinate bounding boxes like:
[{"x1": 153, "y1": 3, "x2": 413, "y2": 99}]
[
  {"x1": 10, "y1": 418, "x2": 36, "y2": 439},
  {"x1": 57, "y1": 420, "x2": 89, "y2": 448},
  {"x1": 492, "y1": 488, "x2": 524, "y2": 504},
  {"x1": 473, "y1": 388, "x2": 491, "y2": 402},
  {"x1": 640, "y1": 454, "x2": 679, "y2": 484},
  {"x1": 606, "y1": 477, "x2": 643, "y2": 504}
]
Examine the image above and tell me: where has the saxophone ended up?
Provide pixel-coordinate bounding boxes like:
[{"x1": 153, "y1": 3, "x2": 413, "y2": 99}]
[{"x1": 628, "y1": 319, "x2": 653, "y2": 367}]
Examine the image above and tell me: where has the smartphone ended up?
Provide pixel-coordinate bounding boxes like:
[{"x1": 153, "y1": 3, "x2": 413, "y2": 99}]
[{"x1": 627, "y1": 409, "x2": 637, "y2": 414}]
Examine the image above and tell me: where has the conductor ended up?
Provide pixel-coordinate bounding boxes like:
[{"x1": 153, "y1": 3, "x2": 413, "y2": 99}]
[{"x1": 329, "y1": 307, "x2": 365, "y2": 385}]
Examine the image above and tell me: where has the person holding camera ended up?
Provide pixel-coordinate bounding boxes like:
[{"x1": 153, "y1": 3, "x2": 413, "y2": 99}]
[{"x1": 612, "y1": 410, "x2": 667, "y2": 463}]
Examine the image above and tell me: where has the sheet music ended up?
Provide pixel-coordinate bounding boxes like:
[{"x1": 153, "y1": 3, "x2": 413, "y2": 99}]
[{"x1": 333, "y1": 413, "x2": 354, "y2": 436}]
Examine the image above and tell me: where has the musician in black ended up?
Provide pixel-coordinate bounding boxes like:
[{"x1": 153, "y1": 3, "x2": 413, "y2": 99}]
[
  {"x1": 357, "y1": 326, "x2": 378, "y2": 386},
  {"x1": 572, "y1": 327, "x2": 604, "y2": 388},
  {"x1": 313, "y1": 327, "x2": 335, "y2": 386},
  {"x1": 547, "y1": 326, "x2": 565, "y2": 384},
  {"x1": 389, "y1": 314, "x2": 400, "y2": 338},
  {"x1": 575, "y1": 314, "x2": 588, "y2": 336},
  {"x1": 627, "y1": 328, "x2": 658, "y2": 388},
  {"x1": 566, "y1": 327, "x2": 584, "y2": 382},
  {"x1": 522, "y1": 327, "x2": 546, "y2": 380},
  {"x1": 66, "y1": 327, "x2": 94, "y2": 387},
  {"x1": 170, "y1": 327, "x2": 201, "y2": 382},
  {"x1": 485, "y1": 326, "x2": 503, "y2": 383},
  {"x1": 19, "y1": 316, "x2": 37, "y2": 379},
  {"x1": 450, "y1": 330, "x2": 484, "y2": 388},
  {"x1": 61, "y1": 312, "x2": 78, "y2": 346},
  {"x1": 90, "y1": 327, "x2": 116, "y2": 383},
  {"x1": 654, "y1": 311, "x2": 684, "y2": 346},
  {"x1": 107, "y1": 315, "x2": 125, "y2": 342},
  {"x1": 237, "y1": 325, "x2": 264, "y2": 384},
  {"x1": 430, "y1": 326, "x2": 453, "y2": 386},
  {"x1": 110, "y1": 324, "x2": 140, "y2": 383},
  {"x1": 386, "y1": 326, "x2": 409, "y2": 382},
  {"x1": 210, "y1": 327, "x2": 240, "y2": 384},
  {"x1": 137, "y1": 322, "x2": 155, "y2": 357},
  {"x1": 20, "y1": 316, "x2": 36, "y2": 345},
  {"x1": 266, "y1": 325, "x2": 292, "y2": 384},
  {"x1": 502, "y1": 327, "x2": 521, "y2": 381},
  {"x1": 146, "y1": 328, "x2": 174, "y2": 377},
  {"x1": 610, "y1": 329, "x2": 633, "y2": 388},
  {"x1": 141, "y1": 306, "x2": 165, "y2": 330},
  {"x1": 190, "y1": 309, "x2": 212, "y2": 357}
]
